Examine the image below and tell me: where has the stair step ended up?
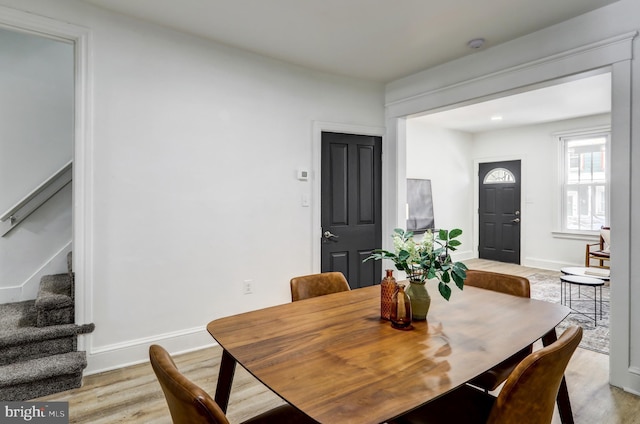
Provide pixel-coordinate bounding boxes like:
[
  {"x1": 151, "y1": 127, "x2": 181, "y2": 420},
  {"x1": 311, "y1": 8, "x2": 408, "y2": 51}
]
[
  {"x1": 0, "y1": 351, "x2": 87, "y2": 401},
  {"x1": 0, "y1": 253, "x2": 93, "y2": 400},
  {"x1": 0, "y1": 301, "x2": 94, "y2": 365},
  {"x1": 35, "y1": 273, "x2": 73, "y2": 327}
]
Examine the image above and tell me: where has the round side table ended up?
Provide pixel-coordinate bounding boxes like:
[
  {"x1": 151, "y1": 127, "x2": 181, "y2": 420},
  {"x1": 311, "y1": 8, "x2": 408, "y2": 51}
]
[{"x1": 559, "y1": 274, "x2": 604, "y2": 326}]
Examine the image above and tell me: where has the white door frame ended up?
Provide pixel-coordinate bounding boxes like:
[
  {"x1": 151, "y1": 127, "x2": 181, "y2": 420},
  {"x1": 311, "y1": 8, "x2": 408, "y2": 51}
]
[{"x1": 0, "y1": 6, "x2": 94, "y2": 350}]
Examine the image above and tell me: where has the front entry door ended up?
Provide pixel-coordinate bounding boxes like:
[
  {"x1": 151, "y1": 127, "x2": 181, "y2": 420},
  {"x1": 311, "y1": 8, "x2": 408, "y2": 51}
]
[
  {"x1": 321, "y1": 132, "x2": 381, "y2": 288},
  {"x1": 478, "y1": 160, "x2": 521, "y2": 264}
]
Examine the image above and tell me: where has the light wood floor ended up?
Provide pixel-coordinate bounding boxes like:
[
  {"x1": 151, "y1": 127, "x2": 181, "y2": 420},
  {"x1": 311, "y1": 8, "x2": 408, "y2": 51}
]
[{"x1": 37, "y1": 260, "x2": 640, "y2": 423}]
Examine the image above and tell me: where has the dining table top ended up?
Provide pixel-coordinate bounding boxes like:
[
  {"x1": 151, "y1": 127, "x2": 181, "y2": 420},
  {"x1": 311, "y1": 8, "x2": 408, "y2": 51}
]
[{"x1": 207, "y1": 282, "x2": 570, "y2": 424}]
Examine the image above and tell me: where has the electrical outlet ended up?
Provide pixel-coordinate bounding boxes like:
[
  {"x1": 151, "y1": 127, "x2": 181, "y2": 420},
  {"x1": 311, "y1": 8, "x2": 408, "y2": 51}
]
[{"x1": 243, "y1": 279, "x2": 253, "y2": 295}]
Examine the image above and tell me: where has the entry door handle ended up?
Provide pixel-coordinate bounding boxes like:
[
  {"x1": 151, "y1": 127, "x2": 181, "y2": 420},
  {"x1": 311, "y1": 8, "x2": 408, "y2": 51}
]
[
  {"x1": 323, "y1": 231, "x2": 339, "y2": 241},
  {"x1": 511, "y1": 218, "x2": 521, "y2": 223}
]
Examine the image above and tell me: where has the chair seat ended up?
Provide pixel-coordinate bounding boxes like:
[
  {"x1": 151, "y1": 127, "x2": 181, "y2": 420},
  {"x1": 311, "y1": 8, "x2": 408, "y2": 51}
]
[
  {"x1": 242, "y1": 404, "x2": 315, "y2": 424},
  {"x1": 468, "y1": 345, "x2": 531, "y2": 391},
  {"x1": 589, "y1": 250, "x2": 610, "y2": 258},
  {"x1": 393, "y1": 384, "x2": 495, "y2": 424}
]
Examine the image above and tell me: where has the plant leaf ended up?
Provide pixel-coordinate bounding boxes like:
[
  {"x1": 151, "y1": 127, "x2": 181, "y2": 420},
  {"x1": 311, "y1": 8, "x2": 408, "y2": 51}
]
[
  {"x1": 441, "y1": 271, "x2": 451, "y2": 283},
  {"x1": 453, "y1": 262, "x2": 468, "y2": 272},
  {"x1": 398, "y1": 250, "x2": 410, "y2": 261},
  {"x1": 439, "y1": 281, "x2": 452, "y2": 301},
  {"x1": 426, "y1": 267, "x2": 436, "y2": 279},
  {"x1": 452, "y1": 271, "x2": 465, "y2": 290},
  {"x1": 449, "y1": 228, "x2": 463, "y2": 239},
  {"x1": 438, "y1": 229, "x2": 448, "y2": 241},
  {"x1": 452, "y1": 262, "x2": 468, "y2": 273}
]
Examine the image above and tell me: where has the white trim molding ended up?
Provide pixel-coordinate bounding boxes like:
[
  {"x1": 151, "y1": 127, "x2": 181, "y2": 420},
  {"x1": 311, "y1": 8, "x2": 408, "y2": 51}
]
[
  {"x1": 85, "y1": 327, "x2": 216, "y2": 375},
  {"x1": 386, "y1": 31, "x2": 637, "y2": 118}
]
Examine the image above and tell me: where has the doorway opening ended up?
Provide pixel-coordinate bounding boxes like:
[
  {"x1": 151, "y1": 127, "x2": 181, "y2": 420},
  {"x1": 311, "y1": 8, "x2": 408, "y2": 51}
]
[
  {"x1": 405, "y1": 69, "x2": 611, "y2": 269},
  {"x1": 403, "y1": 67, "x2": 613, "y2": 361},
  {"x1": 0, "y1": 26, "x2": 73, "y2": 301},
  {"x1": 0, "y1": 8, "x2": 91, "y2": 335}
]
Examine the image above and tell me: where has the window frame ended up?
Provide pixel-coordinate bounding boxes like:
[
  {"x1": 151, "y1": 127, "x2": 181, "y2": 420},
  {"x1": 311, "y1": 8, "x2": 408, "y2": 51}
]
[{"x1": 557, "y1": 127, "x2": 611, "y2": 235}]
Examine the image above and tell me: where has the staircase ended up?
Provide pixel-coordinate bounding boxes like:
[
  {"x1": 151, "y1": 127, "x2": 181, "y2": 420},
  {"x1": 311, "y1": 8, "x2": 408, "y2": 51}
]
[{"x1": 0, "y1": 252, "x2": 94, "y2": 401}]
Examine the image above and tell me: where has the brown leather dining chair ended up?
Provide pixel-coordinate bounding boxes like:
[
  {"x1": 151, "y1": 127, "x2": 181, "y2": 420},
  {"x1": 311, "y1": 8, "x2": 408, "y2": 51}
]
[
  {"x1": 464, "y1": 269, "x2": 532, "y2": 392},
  {"x1": 289, "y1": 271, "x2": 350, "y2": 302},
  {"x1": 149, "y1": 344, "x2": 315, "y2": 424},
  {"x1": 392, "y1": 325, "x2": 582, "y2": 424}
]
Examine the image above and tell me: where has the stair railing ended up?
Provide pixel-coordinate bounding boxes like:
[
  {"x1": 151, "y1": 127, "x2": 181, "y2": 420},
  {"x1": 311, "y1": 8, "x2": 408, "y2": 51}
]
[{"x1": 0, "y1": 161, "x2": 72, "y2": 237}]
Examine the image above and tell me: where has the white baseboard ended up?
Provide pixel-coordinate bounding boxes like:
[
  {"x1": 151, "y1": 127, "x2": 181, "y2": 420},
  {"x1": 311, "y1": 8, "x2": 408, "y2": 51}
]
[
  {"x1": 84, "y1": 326, "x2": 217, "y2": 375},
  {"x1": 0, "y1": 286, "x2": 22, "y2": 304},
  {"x1": 452, "y1": 249, "x2": 475, "y2": 262},
  {"x1": 522, "y1": 256, "x2": 581, "y2": 272},
  {"x1": 0, "y1": 241, "x2": 72, "y2": 303}
]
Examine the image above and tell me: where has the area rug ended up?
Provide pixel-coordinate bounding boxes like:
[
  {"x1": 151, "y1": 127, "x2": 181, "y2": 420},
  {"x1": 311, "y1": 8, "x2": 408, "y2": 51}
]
[{"x1": 526, "y1": 273, "x2": 609, "y2": 354}]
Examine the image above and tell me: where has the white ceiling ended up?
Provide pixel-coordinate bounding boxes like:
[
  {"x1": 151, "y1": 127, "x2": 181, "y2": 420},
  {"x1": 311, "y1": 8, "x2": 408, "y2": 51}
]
[
  {"x1": 79, "y1": 0, "x2": 617, "y2": 82},
  {"x1": 413, "y1": 72, "x2": 612, "y2": 133}
]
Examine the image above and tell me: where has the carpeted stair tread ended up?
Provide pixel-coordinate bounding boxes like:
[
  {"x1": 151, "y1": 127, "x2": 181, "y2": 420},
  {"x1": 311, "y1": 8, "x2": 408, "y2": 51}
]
[
  {"x1": 0, "y1": 301, "x2": 37, "y2": 329},
  {"x1": 34, "y1": 274, "x2": 74, "y2": 327},
  {"x1": 35, "y1": 274, "x2": 73, "y2": 309},
  {"x1": 35, "y1": 292, "x2": 73, "y2": 309},
  {"x1": 0, "y1": 351, "x2": 87, "y2": 387},
  {"x1": 0, "y1": 352, "x2": 87, "y2": 401},
  {"x1": 0, "y1": 322, "x2": 94, "y2": 348},
  {"x1": 0, "y1": 301, "x2": 94, "y2": 347},
  {"x1": 37, "y1": 273, "x2": 72, "y2": 297}
]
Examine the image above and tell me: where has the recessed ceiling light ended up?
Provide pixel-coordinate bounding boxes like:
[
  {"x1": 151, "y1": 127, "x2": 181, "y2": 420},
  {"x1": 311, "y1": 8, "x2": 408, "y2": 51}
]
[
  {"x1": 467, "y1": 38, "x2": 485, "y2": 49},
  {"x1": 491, "y1": 115, "x2": 503, "y2": 121}
]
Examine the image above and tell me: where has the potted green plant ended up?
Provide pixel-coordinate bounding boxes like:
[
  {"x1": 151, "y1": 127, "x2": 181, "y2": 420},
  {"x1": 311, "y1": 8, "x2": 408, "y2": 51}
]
[{"x1": 364, "y1": 228, "x2": 467, "y2": 320}]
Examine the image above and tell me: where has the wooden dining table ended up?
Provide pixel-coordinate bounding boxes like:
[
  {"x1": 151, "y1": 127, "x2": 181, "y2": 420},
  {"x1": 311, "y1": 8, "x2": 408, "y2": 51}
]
[{"x1": 207, "y1": 283, "x2": 573, "y2": 424}]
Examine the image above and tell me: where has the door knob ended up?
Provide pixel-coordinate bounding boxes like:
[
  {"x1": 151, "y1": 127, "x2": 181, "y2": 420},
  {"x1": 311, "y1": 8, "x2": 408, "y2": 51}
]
[
  {"x1": 511, "y1": 218, "x2": 520, "y2": 223},
  {"x1": 323, "y1": 231, "x2": 339, "y2": 241}
]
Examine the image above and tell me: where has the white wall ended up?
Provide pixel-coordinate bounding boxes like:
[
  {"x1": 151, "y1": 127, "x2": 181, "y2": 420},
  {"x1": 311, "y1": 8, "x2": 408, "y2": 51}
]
[
  {"x1": 0, "y1": 0, "x2": 384, "y2": 373},
  {"x1": 0, "y1": 186, "x2": 72, "y2": 302},
  {"x1": 385, "y1": 0, "x2": 640, "y2": 394},
  {"x1": 0, "y1": 27, "x2": 73, "y2": 211},
  {"x1": 405, "y1": 121, "x2": 473, "y2": 260},
  {"x1": 0, "y1": 26, "x2": 73, "y2": 299},
  {"x1": 472, "y1": 114, "x2": 611, "y2": 270}
]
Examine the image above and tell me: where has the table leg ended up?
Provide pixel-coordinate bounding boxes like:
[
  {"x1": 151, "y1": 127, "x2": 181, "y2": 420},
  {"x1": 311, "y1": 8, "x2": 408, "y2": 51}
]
[
  {"x1": 542, "y1": 329, "x2": 574, "y2": 424},
  {"x1": 594, "y1": 286, "x2": 597, "y2": 325},
  {"x1": 215, "y1": 349, "x2": 237, "y2": 413}
]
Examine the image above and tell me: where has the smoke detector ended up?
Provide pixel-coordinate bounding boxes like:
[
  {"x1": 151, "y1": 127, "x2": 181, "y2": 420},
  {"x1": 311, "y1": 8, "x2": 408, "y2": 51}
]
[{"x1": 467, "y1": 38, "x2": 485, "y2": 49}]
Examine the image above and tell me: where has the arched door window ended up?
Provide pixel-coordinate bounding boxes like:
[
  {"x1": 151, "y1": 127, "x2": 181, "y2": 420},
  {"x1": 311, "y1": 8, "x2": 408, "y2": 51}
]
[{"x1": 483, "y1": 168, "x2": 516, "y2": 184}]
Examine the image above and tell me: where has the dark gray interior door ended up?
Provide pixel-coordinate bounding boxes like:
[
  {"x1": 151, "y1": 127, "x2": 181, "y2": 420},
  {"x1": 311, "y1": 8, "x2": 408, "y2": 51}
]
[
  {"x1": 321, "y1": 132, "x2": 382, "y2": 288},
  {"x1": 478, "y1": 160, "x2": 521, "y2": 264}
]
